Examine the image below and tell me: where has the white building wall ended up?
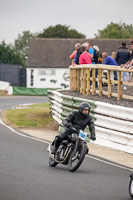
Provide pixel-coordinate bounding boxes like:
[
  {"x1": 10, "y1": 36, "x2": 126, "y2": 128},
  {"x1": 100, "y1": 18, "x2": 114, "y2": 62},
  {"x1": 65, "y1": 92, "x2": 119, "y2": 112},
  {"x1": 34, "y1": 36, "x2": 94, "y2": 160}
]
[{"x1": 27, "y1": 68, "x2": 70, "y2": 89}]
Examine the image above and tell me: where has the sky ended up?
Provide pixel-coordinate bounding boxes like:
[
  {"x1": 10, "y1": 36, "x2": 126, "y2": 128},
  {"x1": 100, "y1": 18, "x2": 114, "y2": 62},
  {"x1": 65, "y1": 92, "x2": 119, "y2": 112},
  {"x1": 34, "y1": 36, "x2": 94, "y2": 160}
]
[{"x1": 0, "y1": 0, "x2": 133, "y2": 44}]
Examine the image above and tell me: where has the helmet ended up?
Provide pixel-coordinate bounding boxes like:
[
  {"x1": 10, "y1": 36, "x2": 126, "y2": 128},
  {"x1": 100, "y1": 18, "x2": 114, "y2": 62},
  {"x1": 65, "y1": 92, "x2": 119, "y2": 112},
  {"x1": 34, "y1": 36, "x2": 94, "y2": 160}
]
[{"x1": 79, "y1": 102, "x2": 90, "y2": 116}]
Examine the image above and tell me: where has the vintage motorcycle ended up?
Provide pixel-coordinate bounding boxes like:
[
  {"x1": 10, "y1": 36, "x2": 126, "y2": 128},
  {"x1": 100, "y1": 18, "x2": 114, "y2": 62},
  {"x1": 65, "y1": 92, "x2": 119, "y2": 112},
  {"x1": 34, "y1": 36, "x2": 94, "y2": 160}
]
[
  {"x1": 48, "y1": 127, "x2": 90, "y2": 172},
  {"x1": 129, "y1": 174, "x2": 133, "y2": 199}
]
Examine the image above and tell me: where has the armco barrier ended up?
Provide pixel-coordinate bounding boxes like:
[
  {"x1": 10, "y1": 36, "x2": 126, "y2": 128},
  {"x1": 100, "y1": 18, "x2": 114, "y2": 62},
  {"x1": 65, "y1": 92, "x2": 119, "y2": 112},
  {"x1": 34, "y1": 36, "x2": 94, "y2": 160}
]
[{"x1": 48, "y1": 90, "x2": 133, "y2": 154}]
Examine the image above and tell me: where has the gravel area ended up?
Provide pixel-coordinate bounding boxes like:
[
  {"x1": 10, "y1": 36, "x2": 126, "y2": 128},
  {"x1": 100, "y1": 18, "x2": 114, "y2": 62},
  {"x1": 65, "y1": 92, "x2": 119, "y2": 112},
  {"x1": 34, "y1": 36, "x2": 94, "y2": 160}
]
[{"x1": 59, "y1": 86, "x2": 133, "y2": 108}]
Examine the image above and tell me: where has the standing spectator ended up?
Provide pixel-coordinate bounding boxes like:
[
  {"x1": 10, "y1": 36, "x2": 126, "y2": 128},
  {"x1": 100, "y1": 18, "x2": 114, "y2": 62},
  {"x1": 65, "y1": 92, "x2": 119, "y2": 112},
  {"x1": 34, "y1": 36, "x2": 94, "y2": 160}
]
[
  {"x1": 129, "y1": 40, "x2": 133, "y2": 60},
  {"x1": 121, "y1": 40, "x2": 133, "y2": 81},
  {"x1": 115, "y1": 42, "x2": 130, "y2": 90},
  {"x1": 102, "y1": 52, "x2": 118, "y2": 81},
  {"x1": 111, "y1": 52, "x2": 116, "y2": 60},
  {"x1": 98, "y1": 53, "x2": 102, "y2": 64},
  {"x1": 73, "y1": 43, "x2": 82, "y2": 65},
  {"x1": 79, "y1": 46, "x2": 92, "y2": 64},
  {"x1": 86, "y1": 41, "x2": 96, "y2": 87},
  {"x1": 111, "y1": 52, "x2": 117, "y2": 80},
  {"x1": 70, "y1": 43, "x2": 80, "y2": 65},
  {"x1": 93, "y1": 45, "x2": 100, "y2": 87},
  {"x1": 86, "y1": 41, "x2": 94, "y2": 62},
  {"x1": 93, "y1": 45, "x2": 100, "y2": 64}
]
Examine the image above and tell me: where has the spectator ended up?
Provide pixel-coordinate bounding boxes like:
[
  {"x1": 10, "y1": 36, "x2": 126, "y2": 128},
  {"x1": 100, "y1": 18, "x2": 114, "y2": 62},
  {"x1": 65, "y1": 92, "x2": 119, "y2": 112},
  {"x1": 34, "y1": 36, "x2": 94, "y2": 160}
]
[
  {"x1": 111, "y1": 52, "x2": 117, "y2": 80},
  {"x1": 70, "y1": 43, "x2": 81, "y2": 65},
  {"x1": 102, "y1": 52, "x2": 118, "y2": 65},
  {"x1": 123, "y1": 58, "x2": 133, "y2": 69},
  {"x1": 92, "y1": 45, "x2": 100, "y2": 87},
  {"x1": 115, "y1": 42, "x2": 130, "y2": 90},
  {"x1": 98, "y1": 53, "x2": 102, "y2": 64},
  {"x1": 79, "y1": 45, "x2": 92, "y2": 64},
  {"x1": 102, "y1": 52, "x2": 118, "y2": 81},
  {"x1": 86, "y1": 41, "x2": 96, "y2": 87},
  {"x1": 93, "y1": 45, "x2": 100, "y2": 64},
  {"x1": 111, "y1": 52, "x2": 116, "y2": 60},
  {"x1": 121, "y1": 40, "x2": 133, "y2": 81},
  {"x1": 129, "y1": 40, "x2": 133, "y2": 61},
  {"x1": 73, "y1": 43, "x2": 82, "y2": 65},
  {"x1": 86, "y1": 41, "x2": 94, "y2": 62}
]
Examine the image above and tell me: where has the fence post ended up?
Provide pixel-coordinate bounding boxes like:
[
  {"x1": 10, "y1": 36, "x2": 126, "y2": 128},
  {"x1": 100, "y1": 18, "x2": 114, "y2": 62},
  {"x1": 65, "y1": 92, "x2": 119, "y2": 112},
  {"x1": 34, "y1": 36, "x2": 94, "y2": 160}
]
[
  {"x1": 70, "y1": 68, "x2": 76, "y2": 91},
  {"x1": 83, "y1": 69, "x2": 86, "y2": 94},
  {"x1": 76, "y1": 69, "x2": 80, "y2": 91},
  {"x1": 107, "y1": 70, "x2": 111, "y2": 98},
  {"x1": 117, "y1": 71, "x2": 122, "y2": 100},
  {"x1": 92, "y1": 69, "x2": 96, "y2": 95},
  {"x1": 87, "y1": 69, "x2": 90, "y2": 95},
  {"x1": 98, "y1": 69, "x2": 102, "y2": 96},
  {"x1": 80, "y1": 69, "x2": 84, "y2": 93}
]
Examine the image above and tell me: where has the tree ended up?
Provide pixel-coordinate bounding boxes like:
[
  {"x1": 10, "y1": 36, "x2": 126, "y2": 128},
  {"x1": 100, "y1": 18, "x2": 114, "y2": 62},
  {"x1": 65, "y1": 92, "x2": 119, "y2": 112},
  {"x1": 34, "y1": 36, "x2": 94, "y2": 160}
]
[
  {"x1": 14, "y1": 31, "x2": 35, "y2": 58},
  {"x1": 38, "y1": 24, "x2": 86, "y2": 38},
  {"x1": 0, "y1": 41, "x2": 26, "y2": 66},
  {"x1": 95, "y1": 22, "x2": 133, "y2": 39}
]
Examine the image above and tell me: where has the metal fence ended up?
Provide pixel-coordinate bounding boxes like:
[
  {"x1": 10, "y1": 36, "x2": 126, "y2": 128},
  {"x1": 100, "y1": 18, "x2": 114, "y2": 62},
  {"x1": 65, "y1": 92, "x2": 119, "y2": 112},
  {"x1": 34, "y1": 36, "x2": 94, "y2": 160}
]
[{"x1": 0, "y1": 64, "x2": 26, "y2": 87}]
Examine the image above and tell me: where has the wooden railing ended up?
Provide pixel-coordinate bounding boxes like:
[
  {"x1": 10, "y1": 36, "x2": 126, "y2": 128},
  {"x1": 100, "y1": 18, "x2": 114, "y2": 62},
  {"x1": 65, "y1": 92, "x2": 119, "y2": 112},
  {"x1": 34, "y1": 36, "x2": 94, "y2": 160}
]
[{"x1": 69, "y1": 64, "x2": 133, "y2": 101}]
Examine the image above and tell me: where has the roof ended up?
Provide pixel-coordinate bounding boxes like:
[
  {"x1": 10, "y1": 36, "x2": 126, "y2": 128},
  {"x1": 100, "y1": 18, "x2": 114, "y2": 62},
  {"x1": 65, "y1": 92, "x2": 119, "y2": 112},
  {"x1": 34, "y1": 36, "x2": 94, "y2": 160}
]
[{"x1": 27, "y1": 38, "x2": 132, "y2": 68}]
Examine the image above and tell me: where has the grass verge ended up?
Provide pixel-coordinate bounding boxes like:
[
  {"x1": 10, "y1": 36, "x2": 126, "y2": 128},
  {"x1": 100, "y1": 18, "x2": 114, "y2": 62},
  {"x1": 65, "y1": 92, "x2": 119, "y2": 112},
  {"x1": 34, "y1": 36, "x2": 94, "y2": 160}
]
[
  {"x1": 0, "y1": 90, "x2": 8, "y2": 96},
  {"x1": 4, "y1": 102, "x2": 58, "y2": 130}
]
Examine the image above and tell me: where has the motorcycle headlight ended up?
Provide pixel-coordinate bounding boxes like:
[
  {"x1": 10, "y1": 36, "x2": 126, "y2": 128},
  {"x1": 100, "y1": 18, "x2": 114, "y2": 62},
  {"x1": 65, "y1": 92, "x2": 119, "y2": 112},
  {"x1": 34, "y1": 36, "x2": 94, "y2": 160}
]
[{"x1": 71, "y1": 133, "x2": 77, "y2": 141}]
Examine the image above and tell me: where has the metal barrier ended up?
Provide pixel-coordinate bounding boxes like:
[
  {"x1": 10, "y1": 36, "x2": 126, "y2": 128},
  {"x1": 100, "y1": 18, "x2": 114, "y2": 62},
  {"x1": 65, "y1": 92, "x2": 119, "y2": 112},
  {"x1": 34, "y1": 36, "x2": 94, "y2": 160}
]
[{"x1": 48, "y1": 90, "x2": 133, "y2": 154}]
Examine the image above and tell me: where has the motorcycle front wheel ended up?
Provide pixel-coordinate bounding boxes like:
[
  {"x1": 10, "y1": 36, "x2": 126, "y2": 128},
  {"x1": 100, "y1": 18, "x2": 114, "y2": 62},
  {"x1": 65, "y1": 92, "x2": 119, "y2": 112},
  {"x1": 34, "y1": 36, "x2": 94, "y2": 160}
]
[
  {"x1": 129, "y1": 177, "x2": 133, "y2": 199},
  {"x1": 68, "y1": 142, "x2": 87, "y2": 172},
  {"x1": 49, "y1": 156, "x2": 58, "y2": 167}
]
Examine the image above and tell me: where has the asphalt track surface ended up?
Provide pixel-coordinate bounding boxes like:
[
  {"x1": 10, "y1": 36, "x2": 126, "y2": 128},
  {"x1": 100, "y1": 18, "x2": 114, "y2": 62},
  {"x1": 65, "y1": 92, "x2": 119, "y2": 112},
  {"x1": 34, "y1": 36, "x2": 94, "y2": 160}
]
[{"x1": 0, "y1": 96, "x2": 132, "y2": 200}]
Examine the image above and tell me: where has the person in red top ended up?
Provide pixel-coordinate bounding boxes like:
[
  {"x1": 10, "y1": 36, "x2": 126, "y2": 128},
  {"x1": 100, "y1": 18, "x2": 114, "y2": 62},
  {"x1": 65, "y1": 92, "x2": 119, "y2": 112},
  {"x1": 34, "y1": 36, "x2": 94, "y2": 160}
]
[{"x1": 79, "y1": 45, "x2": 92, "y2": 64}]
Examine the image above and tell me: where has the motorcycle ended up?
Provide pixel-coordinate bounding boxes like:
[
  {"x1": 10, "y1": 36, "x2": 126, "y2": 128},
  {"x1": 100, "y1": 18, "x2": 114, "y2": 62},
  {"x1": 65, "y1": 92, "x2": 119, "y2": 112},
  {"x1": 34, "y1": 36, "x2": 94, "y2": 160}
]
[
  {"x1": 48, "y1": 127, "x2": 90, "y2": 172},
  {"x1": 129, "y1": 174, "x2": 133, "y2": 199}
]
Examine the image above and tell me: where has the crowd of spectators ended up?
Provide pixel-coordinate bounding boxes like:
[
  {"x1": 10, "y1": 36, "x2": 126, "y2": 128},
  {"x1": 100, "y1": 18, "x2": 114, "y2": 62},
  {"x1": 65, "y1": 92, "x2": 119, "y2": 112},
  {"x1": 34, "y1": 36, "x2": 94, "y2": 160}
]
[{"x1": 69, "y1": 40, "x2": 133, "y2": 90}]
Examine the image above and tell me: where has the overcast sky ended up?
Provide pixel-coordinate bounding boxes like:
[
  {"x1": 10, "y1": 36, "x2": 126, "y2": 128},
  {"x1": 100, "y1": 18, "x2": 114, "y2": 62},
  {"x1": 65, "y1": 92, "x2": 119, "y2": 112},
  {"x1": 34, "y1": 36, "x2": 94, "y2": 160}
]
[{"x1": 0, "y1": 0, "x2": 133, "y2": 44}]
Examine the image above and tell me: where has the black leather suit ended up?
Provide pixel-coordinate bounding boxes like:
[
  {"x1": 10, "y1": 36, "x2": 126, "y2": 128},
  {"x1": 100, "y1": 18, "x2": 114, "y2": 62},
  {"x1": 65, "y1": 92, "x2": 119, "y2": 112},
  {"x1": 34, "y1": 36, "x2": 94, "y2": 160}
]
[{"x1": 53, "y1": 111, "x2": 96, "y2": 148}]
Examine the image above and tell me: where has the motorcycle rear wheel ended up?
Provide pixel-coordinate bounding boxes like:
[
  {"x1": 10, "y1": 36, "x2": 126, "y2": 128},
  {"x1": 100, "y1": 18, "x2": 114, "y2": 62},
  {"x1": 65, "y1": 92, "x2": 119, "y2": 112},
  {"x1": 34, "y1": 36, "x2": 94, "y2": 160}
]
[
  {"x1": 68, "y1": 142, "x2": 87, "y2": 172},
  {"x1": 129, "y1": 178, "x2": 133, "y2": 199},
  {"x1": 49, "y1": 157, "x2": 58, "y2": 167}
]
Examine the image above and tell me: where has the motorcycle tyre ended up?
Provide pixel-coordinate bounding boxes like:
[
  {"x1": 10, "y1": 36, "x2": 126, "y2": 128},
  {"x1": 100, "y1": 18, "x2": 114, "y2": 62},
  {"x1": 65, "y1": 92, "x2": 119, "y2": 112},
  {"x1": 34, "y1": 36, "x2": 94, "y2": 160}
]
[
  {"x1": 49, "y1": 156, "x2": 58, "y2": 167},
  {"x1": 129, "y1": 178, "x2": 133, "y2": 199},
  {"x1": 68, "y1": 142, "x2": 87, "y2": 172}
]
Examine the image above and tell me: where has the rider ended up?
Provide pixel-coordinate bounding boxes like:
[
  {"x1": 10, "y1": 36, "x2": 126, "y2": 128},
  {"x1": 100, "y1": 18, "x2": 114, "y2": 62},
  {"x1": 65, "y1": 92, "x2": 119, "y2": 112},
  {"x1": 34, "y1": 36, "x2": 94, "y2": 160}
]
[{"x1": 51, "y1": 102, "x2": 96, "y2": 154}]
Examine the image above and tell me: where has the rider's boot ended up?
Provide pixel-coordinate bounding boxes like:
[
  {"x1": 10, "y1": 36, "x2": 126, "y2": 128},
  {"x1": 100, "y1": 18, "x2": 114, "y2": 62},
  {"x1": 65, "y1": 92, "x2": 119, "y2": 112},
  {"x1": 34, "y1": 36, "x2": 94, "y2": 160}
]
[{"x1": 51, "y1": 136, "x2": 61, "y2": 154}]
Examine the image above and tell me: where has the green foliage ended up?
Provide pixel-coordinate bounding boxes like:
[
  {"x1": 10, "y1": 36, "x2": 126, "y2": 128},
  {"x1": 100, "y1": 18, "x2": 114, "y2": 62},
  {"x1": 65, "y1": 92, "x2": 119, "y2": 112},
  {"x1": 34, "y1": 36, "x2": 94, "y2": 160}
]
[
  {"x1": 95, "y1": 22, "x2": 133, "y2": 39},
  {"x1": 0, "y1": 41, "x2": 26, "y2": 66},
  {"x1": 38, "y1": 24, "x2": 86, "y2": 38},
  {"x1": 14, "y1": 31, "x2": 36, "y2": 58}
]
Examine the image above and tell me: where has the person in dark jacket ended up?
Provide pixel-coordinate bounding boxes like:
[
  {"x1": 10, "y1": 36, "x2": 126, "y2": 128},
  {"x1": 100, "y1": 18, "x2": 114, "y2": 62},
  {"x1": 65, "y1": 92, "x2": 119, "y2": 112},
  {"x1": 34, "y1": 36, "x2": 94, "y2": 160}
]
[
  {"x1": 51, "y1": 102, "x2": 96, "y2": 154},
  {"x1": 115, "y1": 42, "x2": 130, "y2": 65},
  {"x1": 115, "y1": 42, "x2": 130, "y2": 89}
]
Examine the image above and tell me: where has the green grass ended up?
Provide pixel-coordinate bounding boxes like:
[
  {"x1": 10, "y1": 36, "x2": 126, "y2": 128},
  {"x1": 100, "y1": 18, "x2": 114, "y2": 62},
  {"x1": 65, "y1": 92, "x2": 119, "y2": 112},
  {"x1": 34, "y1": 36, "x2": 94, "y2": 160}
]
[
  {"x1": 6, "y1": 102, "x2": 53, "y2": 128},
  {"x1": 0, "y1": 90, "x2": 8, "y2": 96}
]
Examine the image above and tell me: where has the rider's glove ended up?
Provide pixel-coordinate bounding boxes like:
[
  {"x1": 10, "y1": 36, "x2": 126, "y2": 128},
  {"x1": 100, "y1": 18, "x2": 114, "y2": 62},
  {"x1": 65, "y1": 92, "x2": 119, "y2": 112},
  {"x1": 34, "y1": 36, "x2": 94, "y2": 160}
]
[
  {"x1": 74, "y1": 125, "x2": 80, "y2": 131},
  {"x1": 90, "y1": 135, "x2": 96, "y2": 141},
  {"x1": 65, "y1": 123, "x2": 72, "y2": 128}
]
